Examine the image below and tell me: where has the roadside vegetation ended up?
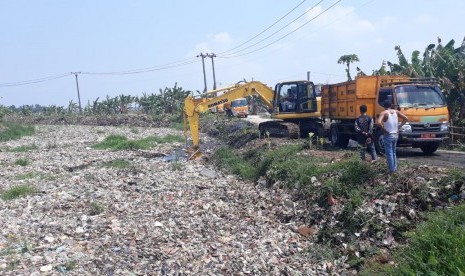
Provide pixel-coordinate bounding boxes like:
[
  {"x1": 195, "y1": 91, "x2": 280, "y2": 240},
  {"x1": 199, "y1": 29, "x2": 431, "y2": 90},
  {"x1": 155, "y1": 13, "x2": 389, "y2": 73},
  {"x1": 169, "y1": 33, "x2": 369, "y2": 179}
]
[{"x1": 210, "y1": 119, "x2": 465, "y2": 273}]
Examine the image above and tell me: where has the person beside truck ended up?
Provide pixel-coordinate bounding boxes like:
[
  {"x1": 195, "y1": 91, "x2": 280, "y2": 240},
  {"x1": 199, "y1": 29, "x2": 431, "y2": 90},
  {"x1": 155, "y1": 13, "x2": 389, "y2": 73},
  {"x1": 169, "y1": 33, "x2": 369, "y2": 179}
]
[
  {"x1": 355, "y1": 104, "x2": 377, "y2": 163},
  {"x1": 377, "y1": 100, "x2": 409, "y2": 173}
]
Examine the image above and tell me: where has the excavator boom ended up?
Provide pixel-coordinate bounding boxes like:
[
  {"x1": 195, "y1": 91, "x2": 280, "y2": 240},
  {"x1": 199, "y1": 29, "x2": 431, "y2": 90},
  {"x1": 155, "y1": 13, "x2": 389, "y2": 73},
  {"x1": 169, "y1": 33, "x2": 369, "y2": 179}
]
[{"x1": 184, "y1": 81, "x2": 274, "y2": 151}]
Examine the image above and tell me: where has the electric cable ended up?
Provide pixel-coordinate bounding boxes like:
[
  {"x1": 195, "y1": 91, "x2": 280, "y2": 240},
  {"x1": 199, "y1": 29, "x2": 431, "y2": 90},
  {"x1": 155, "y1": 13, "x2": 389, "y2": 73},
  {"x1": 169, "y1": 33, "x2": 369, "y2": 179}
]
[
  {"x1": 81, "y1": 59, "x2": 198, "y2": 75},
  {"x1": 0, "y1": 73, "x2": 70, "y2": 87},
  {"x1": 218, "y1": 0, "x2": 341, "y2": 59},
  {"x1": 218, "y1": 0, "x2": 310, "y2": 55},
  {"x1": 219, "y1": 0, "x2": 324, "y2": 57}
]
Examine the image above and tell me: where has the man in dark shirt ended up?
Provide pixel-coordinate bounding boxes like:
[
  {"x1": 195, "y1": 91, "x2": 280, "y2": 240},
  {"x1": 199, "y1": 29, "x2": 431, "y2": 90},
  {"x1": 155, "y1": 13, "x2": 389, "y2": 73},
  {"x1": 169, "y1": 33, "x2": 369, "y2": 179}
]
[{"x1": 355, "y1": 104, "x2": 377, "y2": 162}]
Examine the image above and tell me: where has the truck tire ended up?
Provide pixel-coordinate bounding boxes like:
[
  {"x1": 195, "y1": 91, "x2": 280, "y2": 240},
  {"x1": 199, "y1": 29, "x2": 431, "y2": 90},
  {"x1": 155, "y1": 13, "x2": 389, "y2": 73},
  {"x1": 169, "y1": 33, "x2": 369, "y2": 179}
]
[
  {"x1": 374, "y1": 131, "x2": 385, "y2": 155},
  {"x1": 420, "y1": 142, "x2": 440, "y2": 155},
  {"x1": 330, "y1": 125, "x2": 349, "y2": 147}
]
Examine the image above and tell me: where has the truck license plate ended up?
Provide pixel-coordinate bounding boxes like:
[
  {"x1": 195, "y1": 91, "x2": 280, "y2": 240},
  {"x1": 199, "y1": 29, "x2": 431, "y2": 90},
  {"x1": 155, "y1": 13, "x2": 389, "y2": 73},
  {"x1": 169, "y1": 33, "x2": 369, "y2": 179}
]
[{"x1": 421, "y1": 133, "x2": 436, "y2": 138}]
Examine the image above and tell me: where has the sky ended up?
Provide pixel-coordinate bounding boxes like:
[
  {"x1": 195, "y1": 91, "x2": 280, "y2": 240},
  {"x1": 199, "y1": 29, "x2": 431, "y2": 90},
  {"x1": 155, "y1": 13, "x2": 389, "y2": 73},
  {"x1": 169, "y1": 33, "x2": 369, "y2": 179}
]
[{"x1": 0, "y1": 0, "x2": 464, "y2": 107}]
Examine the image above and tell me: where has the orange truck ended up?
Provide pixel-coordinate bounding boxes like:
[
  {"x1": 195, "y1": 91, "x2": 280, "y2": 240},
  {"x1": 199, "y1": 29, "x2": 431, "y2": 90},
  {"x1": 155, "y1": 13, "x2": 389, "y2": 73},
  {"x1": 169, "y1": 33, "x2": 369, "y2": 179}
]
[
  {"x1": 321, "y1": 76, "x2": 449, "y2": 154},
  {"x1": 224, "y1": 98, "x2": 249, "y2": 118}
]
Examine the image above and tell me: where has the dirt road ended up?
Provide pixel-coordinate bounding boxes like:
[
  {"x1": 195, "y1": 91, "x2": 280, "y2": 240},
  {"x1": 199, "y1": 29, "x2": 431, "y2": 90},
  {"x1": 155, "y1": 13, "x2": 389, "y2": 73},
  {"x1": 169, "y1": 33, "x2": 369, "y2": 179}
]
[
  {"x1": 244, "y1": 115, "x2": 465, "y2": 168},
  {"x1": 397, "y1": 148, "x2": 465, "y2": 168}
]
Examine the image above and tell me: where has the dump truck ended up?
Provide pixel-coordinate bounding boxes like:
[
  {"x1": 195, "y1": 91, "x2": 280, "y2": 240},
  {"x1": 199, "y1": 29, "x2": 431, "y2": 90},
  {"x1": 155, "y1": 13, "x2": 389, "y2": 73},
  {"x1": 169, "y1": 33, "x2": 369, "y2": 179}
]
[
  {"x1": 321, "y1": 75, "x2": 450, "y2": 154},
  {"x1": 224, "y1": 98, "x2": 249, "y2": 118}
]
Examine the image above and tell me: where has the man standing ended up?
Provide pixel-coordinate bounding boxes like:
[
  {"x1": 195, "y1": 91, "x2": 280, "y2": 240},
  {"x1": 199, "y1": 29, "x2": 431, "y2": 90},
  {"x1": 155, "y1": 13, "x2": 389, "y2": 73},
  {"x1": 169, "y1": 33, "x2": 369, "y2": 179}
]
[
  {"x1": 355, "y1": 105, "x2": 377, "y2": 162},
  {"x1": 377, "y1": 100, "x2": 409, "y2": 173}
]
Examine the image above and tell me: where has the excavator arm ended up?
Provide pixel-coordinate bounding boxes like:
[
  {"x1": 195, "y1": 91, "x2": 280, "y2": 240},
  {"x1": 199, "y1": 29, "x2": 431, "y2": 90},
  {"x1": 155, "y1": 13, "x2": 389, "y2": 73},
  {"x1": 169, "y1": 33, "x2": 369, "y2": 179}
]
[{"x1": 184, "y1": 81, "x2": 274, "y2": 152}]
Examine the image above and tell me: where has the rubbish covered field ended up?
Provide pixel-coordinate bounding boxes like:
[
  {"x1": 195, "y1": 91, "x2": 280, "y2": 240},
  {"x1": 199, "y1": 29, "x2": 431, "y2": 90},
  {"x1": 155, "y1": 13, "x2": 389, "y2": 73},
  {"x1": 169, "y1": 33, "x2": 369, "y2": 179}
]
[
  {"x1": 1, "y1": 122, "x2": 464, "y2": 275},
  {"x1": 0, "y1": 125, "x2": 331, "y2": 274}
]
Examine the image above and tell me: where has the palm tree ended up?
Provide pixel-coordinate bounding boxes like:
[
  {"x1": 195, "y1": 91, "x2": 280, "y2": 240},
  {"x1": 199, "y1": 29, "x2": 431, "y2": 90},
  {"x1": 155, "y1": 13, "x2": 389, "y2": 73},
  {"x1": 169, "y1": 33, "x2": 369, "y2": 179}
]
[{"x1": 337, "y1": 54, "x2": 360, "y2": 81}]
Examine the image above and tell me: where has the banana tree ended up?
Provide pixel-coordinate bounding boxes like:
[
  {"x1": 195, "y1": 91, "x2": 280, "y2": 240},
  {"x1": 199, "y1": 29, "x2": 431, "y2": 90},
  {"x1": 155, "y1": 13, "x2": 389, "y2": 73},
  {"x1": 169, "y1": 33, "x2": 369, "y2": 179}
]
[{"x1": 338, "y1": 54, "x2": 360, "y2": 81}]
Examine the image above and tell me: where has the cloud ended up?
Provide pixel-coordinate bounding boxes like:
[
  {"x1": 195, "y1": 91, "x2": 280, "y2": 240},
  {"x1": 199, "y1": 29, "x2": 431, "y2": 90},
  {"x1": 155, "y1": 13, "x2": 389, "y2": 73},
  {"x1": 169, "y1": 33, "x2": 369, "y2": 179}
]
[
  {"x1": 188, "y1": 32, "x2": 234, "y2": 57},
  {"x1": 301, "y1": 4, "x2": 375, "y2": 36},
  {"x1": 213, "y1": 32, "x2": 233, "y2": 45}
]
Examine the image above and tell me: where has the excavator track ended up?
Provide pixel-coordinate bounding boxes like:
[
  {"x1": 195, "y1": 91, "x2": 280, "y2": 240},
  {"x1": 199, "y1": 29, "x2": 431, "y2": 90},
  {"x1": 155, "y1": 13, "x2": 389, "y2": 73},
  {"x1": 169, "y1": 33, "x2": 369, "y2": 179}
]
[{"x1": 258, "y1": 121, "x2": 300, "y2": 139}]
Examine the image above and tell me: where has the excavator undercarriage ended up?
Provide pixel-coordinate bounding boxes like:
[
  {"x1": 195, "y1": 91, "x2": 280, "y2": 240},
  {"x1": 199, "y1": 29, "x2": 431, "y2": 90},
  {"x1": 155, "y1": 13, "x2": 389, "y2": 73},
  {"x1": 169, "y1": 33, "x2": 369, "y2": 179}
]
[{"x1": 258, "y1": 121, "x2": 300, "y2": 139}]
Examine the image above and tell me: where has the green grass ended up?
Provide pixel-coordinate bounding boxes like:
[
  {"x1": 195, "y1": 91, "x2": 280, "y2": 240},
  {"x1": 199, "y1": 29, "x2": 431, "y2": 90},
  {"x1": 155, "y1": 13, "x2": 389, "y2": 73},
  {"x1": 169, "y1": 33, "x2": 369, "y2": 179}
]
[
  {"x1": 363, "y1": 204, "x2": 465, "y2": 275},
  {"x1": 92, "y1": 135, "x2": 152, "y2": 150},
  {"x1": 212, "y1": 147, "x2": 258, "y2": 180},
  {"x1": 102, "y1": 159, "x2": 131, "y2": 169},
  {"x1": 92, "y1": 134, "x2": 184, "y2": 151},
  {"x1": 8, "y1": 144, "x2": 38, "y2": 152},
  {"x1": 151, "y1": 134, "x2": 185, "y2": 144},
  {"x1": 0, "y1": 123, "x2": 35, "y2": 142},
  {"x1": 89, "y1": 201, "x2": 104, "y2": 216},
  {"x1": 13, "y1": 172, "x2": 56, "y2": 181},
  {"x1": 171, "y1": 161, "x2": 185, "y2": 171},
  {"x1": 14, "y1": 158, "x2": 30, "y2": 166},
  {"x1": 167, "y1": 114, "x2": 188, "y2": 131},
  {"x1": 129, "y1": 127, "x2": 140, "y2": 134},
  {"x1": 170, "y1": 121, "x2": 186, "y2": 131},
  {"x1": 212, "y1": 144, "x2": 330, "y2": 184},
  {"x1": 1, "y1": 185, "x2": 37, "y2": 200}
]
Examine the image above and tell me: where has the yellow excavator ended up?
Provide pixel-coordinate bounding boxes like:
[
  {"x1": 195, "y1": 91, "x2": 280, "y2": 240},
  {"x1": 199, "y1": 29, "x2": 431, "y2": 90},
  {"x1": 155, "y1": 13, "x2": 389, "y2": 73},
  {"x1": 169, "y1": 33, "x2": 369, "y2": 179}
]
[{"x1": 183, "y1": 80, "x2": 321, "y2": 155}]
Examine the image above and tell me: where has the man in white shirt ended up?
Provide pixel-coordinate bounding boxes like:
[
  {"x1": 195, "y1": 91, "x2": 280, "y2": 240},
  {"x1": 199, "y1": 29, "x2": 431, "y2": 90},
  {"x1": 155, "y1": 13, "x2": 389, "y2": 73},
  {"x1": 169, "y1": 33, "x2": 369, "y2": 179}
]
[{"x1": 377, "y1": 100, "x2": 408, "y2": 173}]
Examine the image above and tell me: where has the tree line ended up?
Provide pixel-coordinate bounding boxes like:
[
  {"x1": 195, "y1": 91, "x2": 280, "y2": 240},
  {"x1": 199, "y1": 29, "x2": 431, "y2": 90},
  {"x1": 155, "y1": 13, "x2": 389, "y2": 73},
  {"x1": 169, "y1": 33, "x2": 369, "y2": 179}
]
[{"x1": 0, "y1": 83, "x2": 192, "y2": 118}]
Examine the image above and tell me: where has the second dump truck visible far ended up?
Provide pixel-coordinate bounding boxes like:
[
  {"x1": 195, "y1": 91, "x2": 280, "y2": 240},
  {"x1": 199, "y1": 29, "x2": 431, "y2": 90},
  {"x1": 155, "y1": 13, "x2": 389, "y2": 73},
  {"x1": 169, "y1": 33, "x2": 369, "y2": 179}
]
[
  {"x1": 224, "y1": 98, "x2": 249, "y2": 118},
  {"x1": 321, "y1": 75, "x2": 450, "y2": 154}
]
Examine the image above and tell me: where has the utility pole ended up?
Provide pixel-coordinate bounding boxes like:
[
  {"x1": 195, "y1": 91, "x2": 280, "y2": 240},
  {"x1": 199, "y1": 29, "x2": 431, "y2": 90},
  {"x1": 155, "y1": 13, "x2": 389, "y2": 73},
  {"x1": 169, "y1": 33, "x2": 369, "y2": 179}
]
[
  {"x1": 206, "y1": 53, "x2": 217, "y2": 90},
  {"x1": 71, "y1": 72, "x2": 82, "y2": 113},
  {"x1": 307, "y1": 71, "x2": 311, "y2": 81},
  {"x1": 197, "y1": 53, "x2": 208, "y2": 92}
]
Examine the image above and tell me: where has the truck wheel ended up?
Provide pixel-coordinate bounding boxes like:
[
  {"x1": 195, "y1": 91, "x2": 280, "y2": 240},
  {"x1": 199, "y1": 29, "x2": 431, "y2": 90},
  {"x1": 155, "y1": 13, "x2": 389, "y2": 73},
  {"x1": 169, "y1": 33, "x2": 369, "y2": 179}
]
[
  {"x1": 420, "y1": 142, "x2": 440, "y2": 155},
  {"x1": 374, "y1": 131, "x2": 385, "y2": 155},
  {"x1": 330, "y1": 125, "x2": 349, "y2": 147}
]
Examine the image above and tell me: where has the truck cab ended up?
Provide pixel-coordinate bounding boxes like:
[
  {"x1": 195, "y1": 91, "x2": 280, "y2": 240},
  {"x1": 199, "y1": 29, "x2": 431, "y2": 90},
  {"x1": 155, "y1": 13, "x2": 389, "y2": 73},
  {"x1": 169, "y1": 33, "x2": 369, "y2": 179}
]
[
  {"x1": 375, "y1": 78, "x2": 449, "y2": 154},
  {"x1": 225, "y1": 98, "x2": 249, "y2": 118},
  {"x1": 268, "y1": 81, "x2": 322, "y2": 137}
]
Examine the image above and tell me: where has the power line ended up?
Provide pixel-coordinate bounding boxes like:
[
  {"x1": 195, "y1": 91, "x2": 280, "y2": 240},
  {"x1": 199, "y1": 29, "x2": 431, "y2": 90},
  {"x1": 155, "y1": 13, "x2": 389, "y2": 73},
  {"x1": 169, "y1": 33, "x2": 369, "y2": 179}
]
[
  {"x1": 219, "y1": 0, "x2": 324, "y2": 57},
  {"x1": 218, "y1": 0, "x2": 310, "y2": 56},
  {"x1": 0, "y1": 0, "x2": 345, "y2": 87},
  {"x1": 218, "y1": 0, "x2": 342, "y2": 59},
  {"x1": 0, "y1": 73, "x2": 70, "y2": 87},
  {"x1": 81, "y1": 58, "x2": 198, "y2": 75}
]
